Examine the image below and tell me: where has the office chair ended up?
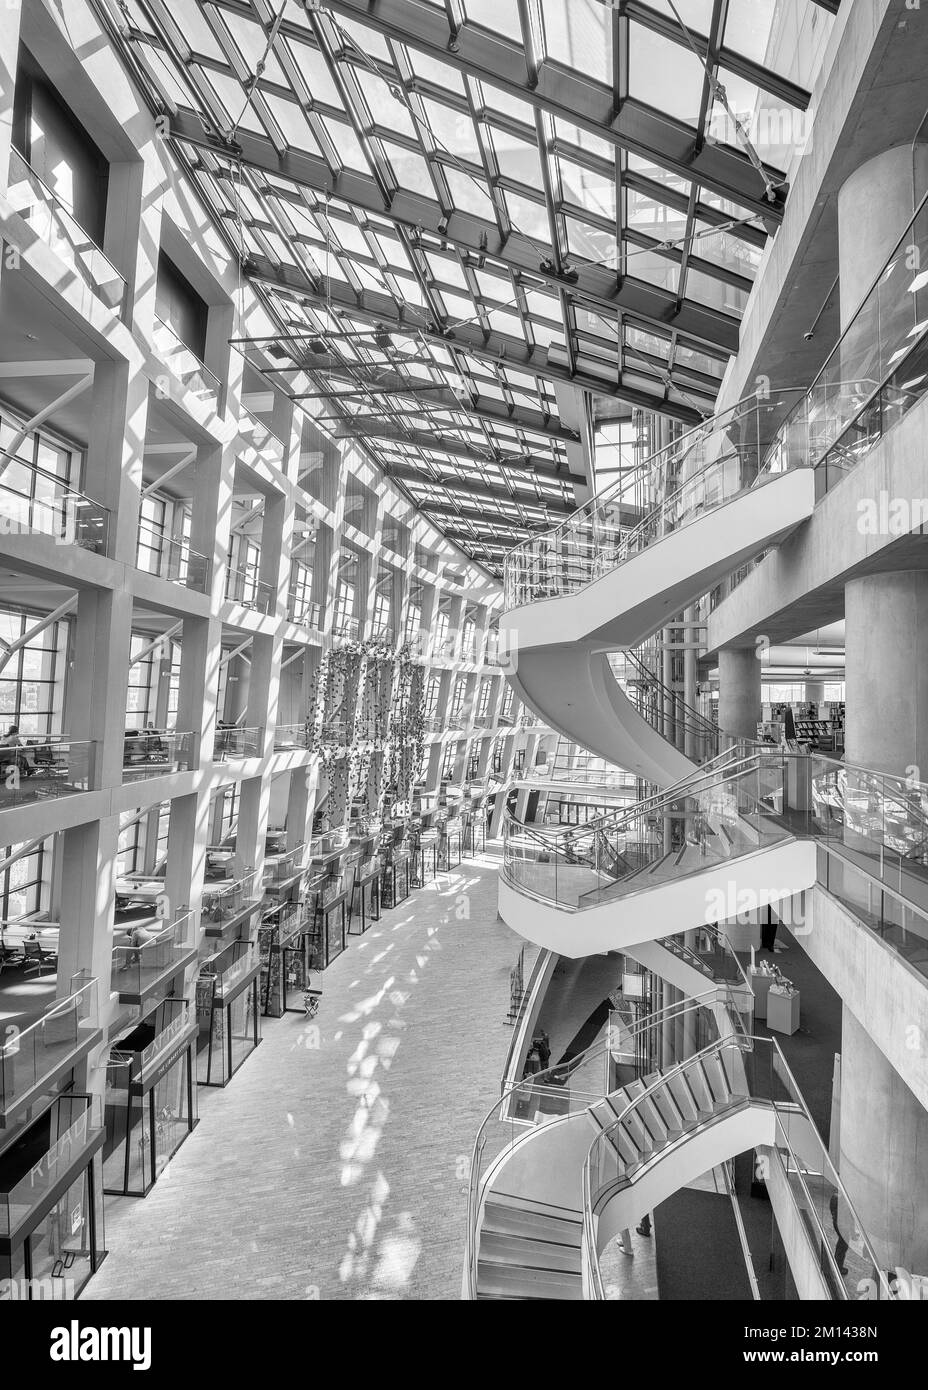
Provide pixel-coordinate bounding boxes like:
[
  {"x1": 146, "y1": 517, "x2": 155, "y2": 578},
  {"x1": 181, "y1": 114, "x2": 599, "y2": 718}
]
[{"x1": 22, "y1": 939, "x2": 58, "y2": 977}]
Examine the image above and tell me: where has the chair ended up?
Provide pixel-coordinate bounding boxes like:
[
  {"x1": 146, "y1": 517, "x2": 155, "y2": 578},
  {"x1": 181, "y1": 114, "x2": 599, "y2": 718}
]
[{"x1": 23, "y1": 939, "x2": 57, "y2": 977}]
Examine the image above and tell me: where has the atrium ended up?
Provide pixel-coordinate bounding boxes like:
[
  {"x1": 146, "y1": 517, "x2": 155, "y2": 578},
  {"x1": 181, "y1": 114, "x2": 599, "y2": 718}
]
[{"x1": 0, "y1": 0, "x2": 926, "y2": 1320}]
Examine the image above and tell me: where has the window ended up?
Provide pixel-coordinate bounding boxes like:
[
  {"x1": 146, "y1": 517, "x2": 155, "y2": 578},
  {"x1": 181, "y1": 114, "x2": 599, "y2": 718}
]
[
  {"x1": 0, "y1": 608, "x2": 69, "y2": 737},
  {"x1": 117, "y1": 812, "x2": 144, "y2": 875},
  {"x1": 289, "y1": 561, "x2": 314, "y2": 622},
  {"x1": 0, "y1": 401, "x2": 79, "y2": 523},
  {"x1": 137, "y1": 493, "x2": 167, "y2": 576},
  {"x1": 424, "y1": 675, "x2": 441, "y2": 718},
  {"x1": 434, "y1": 608, "x2": 450, "y2": 657},
  {"x1": 334, "y1": 576, "x2": 356, "y2": 635},
  {"x1": 441, "y1": 741, "x2": 457, "y2": 781},
  {"x1": 404, "y1": 602, "x2": 422, "y2": 643},
  {"x1": 371, "y1": 585, "x2": 392, "y2": 637},
  {"x1": 500, "y1": 686, "x2": 515, "y2": 720},
  {"x1": 468, "y1": 748, "x2": 481, "y2": 780},
  {"x1": 126, "y1": 634, "x2": 156, "y2": 730},
  {"x1": 155, "y1": 252, "x2": 208, "y2": 360},
  {"x1": 477, "y1": 678, "x2": 493, "y2": 719},
  {"x1": 449, "y1": 677, "x2": 471, "y2": 727},
  {"x1": 461, "y1": 616, "x2": 477, "y2": 662},
  {"x1": 0, "y1": 838, "x2": 49, "y2": 920}
]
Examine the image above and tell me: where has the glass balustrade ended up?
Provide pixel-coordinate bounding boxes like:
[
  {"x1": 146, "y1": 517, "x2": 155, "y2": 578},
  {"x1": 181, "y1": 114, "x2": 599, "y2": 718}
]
[
  {"x1": 136, "y1": 521, "x2": 211, "y2": 591},
  {"x1": 0, "y1": 977, "x2": 98, "y2": 1115},
  {"x1": 503, "y1": 390, "x2": 804, "y2": 610},
  {"x1": 201, "y1": 939, "x2": 259, "y2": 1000},
  {"x1": 238, "y1": 408, "x2": 285, "y2": 469},
  {"x1": 224, "y1": 564, "x2": 274, "y2": 614},
  {"x1": 213, "y1": 726, "x2": 264, "y2": 760},
  {"x1": 0, "y1": 1094, "x2": 103, "y2": 1240},
  {"x1": 201, "y1": 867, "x2": 261, "y2": 929},
  {"x1": 0, "y1": 462, "x2": 109, "y2": 554},
  {"x1": 152, "y1": 316, "x2": 221, "y2": 409},
  {"x1": 0, "y1": 738, "x2": 96, "y2": 808},
  {"x1": 7, "y1": 150, "x2": 127, "y2": 314},
  {"x1": 273, "y1": 724, "x2": 310, "y2": 751},
  {"x1": 583, "y1": 1035, "x2": 892, "y2": 1302},
  {"x1": 110, "y1": 913, "x2": 195, "y2": 999},
  {"x1": 503, "y1": 747, "x2": 790, "y2": 912},
  {"x1": 263, "y1": 842, "x2": 306, "y2": 887},
  {"x1": 286, "y1": 590, "x2": 321, "y2": 628},
  {"x1": 465, "y1": 995, "x2": 726, "y2": 1300},
  {"x1": 122, "y1": 730, "x2": 193, "y2": 780}
]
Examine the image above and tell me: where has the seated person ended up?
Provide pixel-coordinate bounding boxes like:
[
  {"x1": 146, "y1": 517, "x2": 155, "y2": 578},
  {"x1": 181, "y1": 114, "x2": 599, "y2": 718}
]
[
  {"x1": 0, "y1": 725, "x2": 37, "y2": 777},
  {"x1": 142, "y1": 722, "x2": 166, "y2": 758}
]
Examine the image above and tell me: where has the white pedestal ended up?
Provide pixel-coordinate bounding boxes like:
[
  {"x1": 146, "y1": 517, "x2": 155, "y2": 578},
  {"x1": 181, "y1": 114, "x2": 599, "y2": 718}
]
[
  {"x1": 749, "y1": 968, "x2": 774, "y2": 1021},
  {"x1": 767, "y1": 986, "x2": 800, "y2": 1036}
]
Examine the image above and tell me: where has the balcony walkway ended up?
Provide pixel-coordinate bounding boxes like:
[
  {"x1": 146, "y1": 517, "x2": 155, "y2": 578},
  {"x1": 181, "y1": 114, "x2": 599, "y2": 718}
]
[{"x1": 85, "y1": 846, "x2": 523, "y2": 1301}]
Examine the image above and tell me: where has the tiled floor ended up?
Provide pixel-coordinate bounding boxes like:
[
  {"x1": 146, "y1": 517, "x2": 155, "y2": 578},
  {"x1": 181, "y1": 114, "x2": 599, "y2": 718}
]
[{"x1": 85, "y1": 847, "x2": 523, "y2": 1301}]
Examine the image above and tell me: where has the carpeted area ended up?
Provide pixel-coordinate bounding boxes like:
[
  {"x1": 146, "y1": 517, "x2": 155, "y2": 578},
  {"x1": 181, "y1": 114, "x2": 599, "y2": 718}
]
[{"x1": 653, "y1": 1187, "x2": 754, "y2": 1300}]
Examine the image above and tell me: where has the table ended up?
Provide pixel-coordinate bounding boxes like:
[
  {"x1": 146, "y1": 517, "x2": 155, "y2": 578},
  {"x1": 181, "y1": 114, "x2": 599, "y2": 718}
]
[{"x1": 114, "y1": 878, "x2": 165, "y2": 909}]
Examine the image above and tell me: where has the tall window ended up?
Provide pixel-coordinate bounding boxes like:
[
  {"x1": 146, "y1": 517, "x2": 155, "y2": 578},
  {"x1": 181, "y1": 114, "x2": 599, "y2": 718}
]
[
  {"x1": 126, "y1": 633, "x2": 156, "y2": 730},
  {"x1": 0, "y1": 403, "x2": 78, "y2": 524},
  {"x1": 424, "y1": 675, "x2": 441, "y2": 718},
  {"x1": 371, "y1": 585, "x2": 391, "y2": 637},
  {"x1": 289, "y1": 561, "x2": 313, "y2": 622},
  {"x1": 477, "y1": 678, "x2": 493, "y2": 719},
  {"x1": 461, "y1": 616, "x2": 477, "y2": 662},
  {"x1": 334, "y1": 577, "x2": 356, "y2": 635},
  {"x1": 0, "y1": 608, "x2": 68, "y2": 737},
  {"x1": 404, "y1": 601, "x2": 422, "y2": 643},
  {"x1": 449, "y1": 677, "x2": 468, "y2": 726},
  {"x1": 0, "y1": 838, "x2": 49, "y2": 920},
  {"x1": 500, "y1": 686, "x2": 515, "y2": 720},
  {"x1": 433, "y1": 608, "x2": 450, "y2": 657},
  {"x1": 441, "y1": 741, "x2": 457, "y2": 781},
  {"x1": 136, "y1": 493, "x2": 167, "y2": 575}
]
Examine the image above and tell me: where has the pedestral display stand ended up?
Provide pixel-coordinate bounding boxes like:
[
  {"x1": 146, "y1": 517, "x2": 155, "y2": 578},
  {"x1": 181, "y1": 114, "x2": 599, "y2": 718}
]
[{"x1": 767, "y1": 985, "x2": 800, "y2": 1036}]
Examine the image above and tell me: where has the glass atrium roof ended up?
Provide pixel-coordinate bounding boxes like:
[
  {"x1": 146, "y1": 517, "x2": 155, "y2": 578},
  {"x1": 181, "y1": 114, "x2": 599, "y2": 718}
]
[{"x1": 96, "y1": 0, "x2": 837, "y2": 574}]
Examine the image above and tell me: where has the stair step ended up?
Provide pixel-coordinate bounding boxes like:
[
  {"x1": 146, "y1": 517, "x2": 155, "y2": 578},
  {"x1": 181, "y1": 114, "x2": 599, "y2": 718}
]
[
  {"x1": 476, "y1": 1262, "x2": 584, "y2": 1301},
  {"x1": 479, "y1": 1231, "x2": 583, "y2": 1274},
  {"x1": 482, "y1": 1198, "x2": 583, "y2": 1246}
]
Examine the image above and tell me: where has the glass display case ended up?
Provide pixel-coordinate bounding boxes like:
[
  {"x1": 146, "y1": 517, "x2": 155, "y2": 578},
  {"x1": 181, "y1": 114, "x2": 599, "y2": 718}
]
[
  {"x1": 196, "y1": 942, "x2": 261, "y2": 1086},
  {"x1": 0, "y1": 1094, "x2": 106, "y2": 1300},
  {"x1": 304, "y1": 876, "x2": 349, "y2": 971},
  {"x1": 258, "y1": 899, "x2": 306, "y2": 1016},
  {"x1": 103, "y1": 998, "x2": 198, "y2": 1196}
]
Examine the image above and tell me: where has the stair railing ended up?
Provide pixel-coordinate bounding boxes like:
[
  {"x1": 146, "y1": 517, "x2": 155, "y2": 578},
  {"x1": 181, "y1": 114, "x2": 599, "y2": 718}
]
[
  {"x1": 582, "y1": 1034, "x2": 893, "y2": 1302},
  {"x1": 464, "y1": 991, "x2": 721, "y2": 1300}
]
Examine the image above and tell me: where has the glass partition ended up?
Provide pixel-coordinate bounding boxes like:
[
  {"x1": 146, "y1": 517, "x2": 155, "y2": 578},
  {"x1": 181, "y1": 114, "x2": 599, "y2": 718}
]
[
  {"x1": 196, "y1": 941, "x2": 261, "y2": 1086},
  {"x1": 122, "y1": 730, "x2": 193, "y2": 780},
  {"x1": 213, "y1": 726, "x2": 264, "y2": 760},
  {"x1": 0, "y1": 738, "x2": 96, "y2": 808},
  {"x1": 152, "y1": 315, "x2": 220, "y2": 409},
  {"x1": 0, "y1": 976, "x2": 98, "y2": 1116},
  {"x1": 8, "y1": 149, "x2": 127, "y2": 314},
  {"x1": 224, "y1": 564, "x2": 274, "y2": 614},
  {"x1": 135, "y1": 522, "x2": 211, "y2": 591},
  {"x1": 110, "y1": 913, "x2": 195, "y2": 1000}
]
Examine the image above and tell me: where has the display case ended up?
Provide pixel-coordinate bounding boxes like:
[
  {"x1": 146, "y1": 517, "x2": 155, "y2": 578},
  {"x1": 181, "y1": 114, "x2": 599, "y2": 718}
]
[
  {"x1": 304, "y1": 876, "x2": 349, "y2": 970},
  {"x1": 103, "y1": 998, "x2": 198, "y2": 1196},
  {"x1": 196, "y1": 942, "x2": 261, "y2": 1086},
  {"x1": 258, "y1": 899, "x2": 306, "y2": 1017},
  {"x1": 379, "y1": 847, "x2": 410, "y2": 908},
  {"x1": 0, "y1": 1094, "x2": 106, "y2": 1300},
  {"x1": 437, "y1": 820, "x2": 462, "y2": 872},
  {"x1": 348, "y1": 859, "x2": 381, "y2": 934}
]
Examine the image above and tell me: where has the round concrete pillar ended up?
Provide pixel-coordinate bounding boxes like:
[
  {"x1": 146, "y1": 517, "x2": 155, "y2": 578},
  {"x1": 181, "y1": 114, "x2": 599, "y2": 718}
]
[
  {"x1": 844, "y1": 572, "x2": 928, "y2": 777},
  {"x1": 717, "y1": 647, "x2": 761, "y2": 742},
  {"x1": 839, "y1": 1006, "x2": 928, "y2": 1274},
  {"x1": 837, "y1": 143, "x2": 928, "y2": 330}
]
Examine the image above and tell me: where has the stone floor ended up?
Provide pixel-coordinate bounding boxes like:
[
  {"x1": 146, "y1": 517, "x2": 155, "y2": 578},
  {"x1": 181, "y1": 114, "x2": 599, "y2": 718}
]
[{"x1": 85, "y1": 846, "x2": 524, "y2": 1301}]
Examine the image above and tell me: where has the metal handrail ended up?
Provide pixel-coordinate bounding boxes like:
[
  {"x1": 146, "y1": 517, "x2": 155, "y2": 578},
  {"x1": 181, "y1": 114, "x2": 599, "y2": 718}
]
[
  {"x1": 464, "y1": 991, "x2": 720, "y2": 1300},
  {"x1": 582, "y1": 1033, "x2": 892, "y2": 1301}
]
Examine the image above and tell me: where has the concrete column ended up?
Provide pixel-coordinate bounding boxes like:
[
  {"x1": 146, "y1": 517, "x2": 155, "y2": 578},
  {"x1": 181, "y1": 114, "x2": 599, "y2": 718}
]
[
  {"x1": 717, "y1": 647, "x2": 761, "y2": 742},
  {"x1": 837, "y1": 143, "x2": 928, "y2": 330},
  {"x1": 845, "y1": 572, "x2": 928, "y2": 777},
  {"x1": 839, "y1": 1005, "x2": 928, "y2": 1273}
]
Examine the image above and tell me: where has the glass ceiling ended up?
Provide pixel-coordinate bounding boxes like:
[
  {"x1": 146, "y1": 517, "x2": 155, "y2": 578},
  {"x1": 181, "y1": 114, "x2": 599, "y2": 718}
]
[{"x1": 95, "y1": 0, "x2": 837, "y2": 574}]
